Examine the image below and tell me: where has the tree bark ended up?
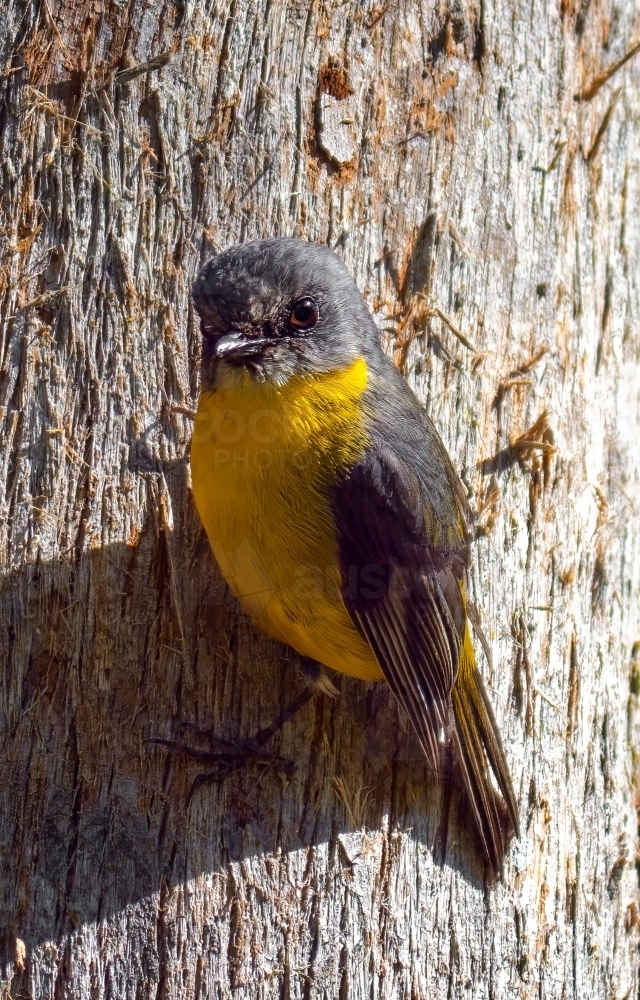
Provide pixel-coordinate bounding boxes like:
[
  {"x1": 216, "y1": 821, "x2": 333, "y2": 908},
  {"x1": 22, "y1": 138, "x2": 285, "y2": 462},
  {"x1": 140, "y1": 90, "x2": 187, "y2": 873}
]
[{"x1": 1, "y1": 0, "x2": 639, "y2": 996}]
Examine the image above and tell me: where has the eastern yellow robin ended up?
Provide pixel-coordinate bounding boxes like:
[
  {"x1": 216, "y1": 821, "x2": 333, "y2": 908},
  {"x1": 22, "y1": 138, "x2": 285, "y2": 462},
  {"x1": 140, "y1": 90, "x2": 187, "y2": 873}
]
[{"x1": 190, "y1": 237, "x2": 519, "y2": 874}]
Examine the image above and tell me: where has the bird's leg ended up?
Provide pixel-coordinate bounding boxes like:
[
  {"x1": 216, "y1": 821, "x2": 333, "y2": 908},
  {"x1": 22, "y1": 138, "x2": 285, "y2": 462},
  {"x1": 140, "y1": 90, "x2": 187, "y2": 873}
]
[
  {"x1": 149, "y1": 657, "x2": 335, "y2": 806},
  {"x1": 297, "y1": 655, "x2": 340, "y2": 697}
]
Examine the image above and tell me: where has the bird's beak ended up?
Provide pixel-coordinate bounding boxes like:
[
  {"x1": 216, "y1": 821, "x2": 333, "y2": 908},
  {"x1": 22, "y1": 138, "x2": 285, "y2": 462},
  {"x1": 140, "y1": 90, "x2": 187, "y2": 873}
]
[{"x1": 211, "y1": 329, "x2": 268, "y2": 359}]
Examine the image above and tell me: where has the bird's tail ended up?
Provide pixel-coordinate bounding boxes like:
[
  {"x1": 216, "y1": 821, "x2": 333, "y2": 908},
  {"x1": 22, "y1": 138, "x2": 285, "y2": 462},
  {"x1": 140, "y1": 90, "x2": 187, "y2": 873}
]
[{"x1": 451, "y1": 624, "x2": 519, "y2": 876}]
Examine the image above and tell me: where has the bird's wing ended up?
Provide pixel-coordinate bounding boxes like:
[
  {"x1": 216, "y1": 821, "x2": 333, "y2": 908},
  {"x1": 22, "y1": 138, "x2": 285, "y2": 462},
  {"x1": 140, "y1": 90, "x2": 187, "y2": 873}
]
[{"x1": 332, "y1": 440, "x2": 469, "y2": 771}]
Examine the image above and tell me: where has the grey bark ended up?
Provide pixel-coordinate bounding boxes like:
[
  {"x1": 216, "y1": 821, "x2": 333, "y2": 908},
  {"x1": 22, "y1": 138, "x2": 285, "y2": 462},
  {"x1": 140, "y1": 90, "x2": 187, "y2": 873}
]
[{"x1": 1, "y1": 0, "x2": 639, "y2": 997}]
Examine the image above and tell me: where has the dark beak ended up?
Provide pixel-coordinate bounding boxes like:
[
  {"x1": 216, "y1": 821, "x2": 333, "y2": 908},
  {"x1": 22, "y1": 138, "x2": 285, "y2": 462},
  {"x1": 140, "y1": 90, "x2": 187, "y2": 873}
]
[{"x1": 211, "y1": 329, "x2": 268, "y2": 359}]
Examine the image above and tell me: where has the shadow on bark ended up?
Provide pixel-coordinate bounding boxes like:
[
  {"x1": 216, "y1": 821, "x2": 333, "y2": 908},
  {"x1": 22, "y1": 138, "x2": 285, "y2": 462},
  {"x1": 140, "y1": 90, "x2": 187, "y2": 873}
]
[{"x1": 0, "y1": 462, "x2": 487, "y2": 965}]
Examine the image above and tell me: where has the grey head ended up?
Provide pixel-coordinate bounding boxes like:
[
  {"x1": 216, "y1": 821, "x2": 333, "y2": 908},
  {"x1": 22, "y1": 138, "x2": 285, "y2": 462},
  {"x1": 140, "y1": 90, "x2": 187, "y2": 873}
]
[{"x1": 192, "y1": 238, "x2": 383, "y2": 386}]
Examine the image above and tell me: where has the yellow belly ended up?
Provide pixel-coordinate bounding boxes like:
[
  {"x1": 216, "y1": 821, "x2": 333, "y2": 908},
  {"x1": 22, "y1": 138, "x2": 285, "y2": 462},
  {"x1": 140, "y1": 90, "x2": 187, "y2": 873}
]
[{"x1": 190, "y1": 358, "x2": 383, "y2": 681}]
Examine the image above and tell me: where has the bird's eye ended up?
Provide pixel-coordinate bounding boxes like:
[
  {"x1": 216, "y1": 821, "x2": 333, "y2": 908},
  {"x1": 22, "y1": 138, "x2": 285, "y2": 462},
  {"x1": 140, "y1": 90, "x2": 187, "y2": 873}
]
[
  {"x1": 289, "y1": 297, "x2": 319, "y2": 330},
  {"x1": 200, "y1": 320, "x2": 217, "y2": 341}
]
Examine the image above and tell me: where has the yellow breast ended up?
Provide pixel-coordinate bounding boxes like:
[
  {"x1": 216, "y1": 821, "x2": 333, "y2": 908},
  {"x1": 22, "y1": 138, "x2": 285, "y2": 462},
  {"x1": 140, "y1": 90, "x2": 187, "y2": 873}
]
[{"x1": 190, "y1": 357, "x2": 383, "y2": 681}]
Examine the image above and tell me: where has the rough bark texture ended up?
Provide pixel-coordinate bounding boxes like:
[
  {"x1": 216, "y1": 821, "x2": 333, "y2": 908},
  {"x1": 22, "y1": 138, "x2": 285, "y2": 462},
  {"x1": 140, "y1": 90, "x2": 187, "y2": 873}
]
[{"x1": 1, "y1": 0, "x2": 640, "y2": 996}]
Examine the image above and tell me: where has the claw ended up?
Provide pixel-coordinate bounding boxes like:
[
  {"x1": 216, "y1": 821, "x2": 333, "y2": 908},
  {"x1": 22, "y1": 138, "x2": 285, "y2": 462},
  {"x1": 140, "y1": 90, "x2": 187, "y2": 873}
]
[
  {"x1": 147, "y1": 687, "x2": 315, "y2": 806},
  {"x1": 186, "y1": 749, "x2": 296, "y2": 807}
]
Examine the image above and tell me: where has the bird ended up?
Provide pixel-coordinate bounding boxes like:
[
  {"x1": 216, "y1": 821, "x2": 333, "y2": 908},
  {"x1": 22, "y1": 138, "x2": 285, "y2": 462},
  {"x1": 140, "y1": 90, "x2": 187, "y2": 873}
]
[{"x1": 190, "y1": 236, "x2": 519, "y2": 875}]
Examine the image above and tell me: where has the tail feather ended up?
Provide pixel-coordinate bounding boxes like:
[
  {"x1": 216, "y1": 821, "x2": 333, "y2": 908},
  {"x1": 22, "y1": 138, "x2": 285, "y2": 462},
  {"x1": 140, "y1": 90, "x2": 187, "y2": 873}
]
[{"x1": 451, "y1": 627, "x2": 519, "y2": 876}]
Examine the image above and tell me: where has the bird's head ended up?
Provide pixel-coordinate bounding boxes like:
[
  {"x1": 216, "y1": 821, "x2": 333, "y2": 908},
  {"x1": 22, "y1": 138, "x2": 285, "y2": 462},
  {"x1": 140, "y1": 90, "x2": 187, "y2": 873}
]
[{"x1": 192, "y1": 238, "x2": 381, "y2": 387}]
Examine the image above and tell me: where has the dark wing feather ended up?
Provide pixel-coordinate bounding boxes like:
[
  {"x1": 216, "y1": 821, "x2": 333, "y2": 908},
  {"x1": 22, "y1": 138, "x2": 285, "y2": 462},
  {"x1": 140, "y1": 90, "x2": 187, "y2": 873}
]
[
  {"x1": 334, "y1": 444, "x2": 468, "y2": 772},
  {"x1": 332, "y1": 365, "x2": 518, "y2": 873}
]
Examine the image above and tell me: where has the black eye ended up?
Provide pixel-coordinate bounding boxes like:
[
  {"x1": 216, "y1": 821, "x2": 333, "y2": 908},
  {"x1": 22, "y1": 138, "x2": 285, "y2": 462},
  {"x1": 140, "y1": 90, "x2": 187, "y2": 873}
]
[{"x1": 289, "y1": 297, "x2": 319, "y2": 330}]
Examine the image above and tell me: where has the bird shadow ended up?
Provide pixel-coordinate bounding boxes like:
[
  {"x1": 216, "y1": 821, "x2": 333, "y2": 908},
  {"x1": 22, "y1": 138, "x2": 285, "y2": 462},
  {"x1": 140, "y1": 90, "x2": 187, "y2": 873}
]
[{"x1": 0, "y1": 459, "x2": 491, "y2": 982}]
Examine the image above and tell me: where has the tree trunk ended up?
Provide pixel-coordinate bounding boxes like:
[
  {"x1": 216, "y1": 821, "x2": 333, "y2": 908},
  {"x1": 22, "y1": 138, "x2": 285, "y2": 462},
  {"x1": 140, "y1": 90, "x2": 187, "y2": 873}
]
[{"x1": 1, "y1": 0, "x2": 639, "y2": 996}]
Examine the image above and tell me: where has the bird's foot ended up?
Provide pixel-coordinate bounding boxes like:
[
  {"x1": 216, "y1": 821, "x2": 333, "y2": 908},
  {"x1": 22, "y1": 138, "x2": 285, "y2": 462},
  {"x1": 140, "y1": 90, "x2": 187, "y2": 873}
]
[{"x1": 148, "y1": 687, "x2": 314, "y2": 806}]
